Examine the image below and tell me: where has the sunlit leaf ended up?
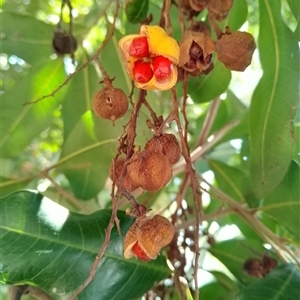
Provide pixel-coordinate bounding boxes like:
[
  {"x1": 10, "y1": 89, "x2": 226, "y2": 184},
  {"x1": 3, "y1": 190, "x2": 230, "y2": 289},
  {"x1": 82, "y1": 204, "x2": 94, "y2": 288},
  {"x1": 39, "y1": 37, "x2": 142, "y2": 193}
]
[
  {"x1": 58, "y1": 111, "x2": 118, "y2": 200},
  {"x1": 61, "y1": 56, "x2": 99, "y2": 140},
  {"x1": 0, "y1": 190, "x2": 170, "y2": 300},
  {"x1": 249, "y1": 0, "x2": 299, "y2": 197},
  {"x1": 0, "y1": 59, "x2": 66, "y2": 157}
]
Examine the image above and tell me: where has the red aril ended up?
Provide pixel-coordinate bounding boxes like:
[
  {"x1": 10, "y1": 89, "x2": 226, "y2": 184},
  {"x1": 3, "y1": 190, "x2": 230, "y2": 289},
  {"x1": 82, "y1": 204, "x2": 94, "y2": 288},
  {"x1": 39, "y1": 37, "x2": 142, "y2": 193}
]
[
  {"x1": 129, "y1": 37, "x2": 150, "y2": 58},
  {"x1": 132, "y1": 241, "x2": 150, "y2": 261},
  {"x1": 133, "y1": 60, "x2": 153, "y2": 83},
  {"x1": 153, "y1": 56, "x2": 172, "y2": 80}
]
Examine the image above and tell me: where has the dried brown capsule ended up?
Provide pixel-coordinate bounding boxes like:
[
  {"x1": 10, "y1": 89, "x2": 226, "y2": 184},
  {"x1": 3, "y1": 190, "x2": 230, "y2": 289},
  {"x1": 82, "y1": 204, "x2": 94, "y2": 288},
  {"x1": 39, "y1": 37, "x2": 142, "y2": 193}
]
[
  {"x1": 124, "y1": 215, "x2": 175, "y2": 261},
  {"x1": 93, "y1": 87, "x2": 128, "y2": 121},
  {"x1": 109, "y1": 158, "x2": 139, "y2": 192},
  {"x1": 145, "y1": 134, "x2": 181, "y2": 164},
  {"x1": 190, "y1": 21, "x2": 211, "y2": 37},
  {"x1": 52, "y1": 31, "x2": 77, "y2": 56},
  {"x1": 127, "y1": 150, "x2": 172, "y2": 192},
  {"x1": 216, "y1": 31, "x2": 256, "y2": 71},
  {"x1": 243, "y1": 258, "x2": 264, "y2": 278},
  {"x1": 179, "y1": 31, "x2": 215, "y2": 74},
  {"x1": 207, "y1": 0, "x2": 233, "y2": 21}
]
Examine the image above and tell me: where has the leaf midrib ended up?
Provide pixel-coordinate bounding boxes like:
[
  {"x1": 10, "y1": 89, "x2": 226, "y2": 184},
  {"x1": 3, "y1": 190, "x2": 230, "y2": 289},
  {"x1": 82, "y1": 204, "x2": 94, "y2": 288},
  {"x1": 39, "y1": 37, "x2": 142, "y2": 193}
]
[
  {"x1": 260, "y1": 0, "x2": 280, "y2": 181},
  {"x1": 1, "y1": 225, "x2": 167, "y2": 272}
]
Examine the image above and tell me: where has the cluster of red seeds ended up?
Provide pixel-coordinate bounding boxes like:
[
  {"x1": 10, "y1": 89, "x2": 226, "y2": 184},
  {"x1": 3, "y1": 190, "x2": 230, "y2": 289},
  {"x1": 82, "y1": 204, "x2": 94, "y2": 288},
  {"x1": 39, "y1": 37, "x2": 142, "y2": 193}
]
[{"x1": 129, "y1": 37, "x2": 172, "y2": 83}]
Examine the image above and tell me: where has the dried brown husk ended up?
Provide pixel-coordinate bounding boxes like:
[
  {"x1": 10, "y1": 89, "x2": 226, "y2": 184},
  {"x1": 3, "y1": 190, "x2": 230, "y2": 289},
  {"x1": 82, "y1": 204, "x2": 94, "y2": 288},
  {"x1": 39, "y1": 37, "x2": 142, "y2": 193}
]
[
  {"x1": 179, "y1": 31, "x2": 215, "y2": 72},
  {"x1": 189, "y1": 0, "x2": 207, "y2": 12},
  {"x1": 145, "y1": 134, "x2": 181, "y2": 164},
  {"x1": 189, "y1": 21, "x2": 211, "y2": 37},
  {"x1": 207, "y1": 0, "x2": 233, "y2": 21},
  {"x1": 93, "y1": 87, "x2": 128, "y2": 121},
  {"x1": 124, "y1": 215, "x2": 175, "y2": 260},
  {"x1": 127, "y1": 150, "x2": 172, "y2": 192},
  {"x1": 109, "y1": 158, "x2": 139, "y2": 192},
  {"x1": 216, "y1": 31, "x2": 256, "y2": 71}
]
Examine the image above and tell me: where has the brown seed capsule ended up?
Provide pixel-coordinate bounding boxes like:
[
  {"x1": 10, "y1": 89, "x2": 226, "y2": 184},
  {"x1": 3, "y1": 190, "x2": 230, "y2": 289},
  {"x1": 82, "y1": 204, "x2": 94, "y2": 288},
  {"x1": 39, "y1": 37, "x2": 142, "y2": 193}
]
[
  {"x1": 179, "y1": 31, "x2": 215, "y2": 74},
  {"x1": 243, "y1": 258, "x2": 264, "y2": 278},
  {"x1": 109, "y1": 158, "x2": 139, "y2": 192},
  {"x1": 124, "y1": 215, "x2": 175, "y2": 261},
  {"x1": 127, "y1": 150, "x2": 172, "y2": 192},
  {"x1": 190, "y1": 21, "x2": 211, "y2": 37},
  {"x1": 216, "y1": 31, "x2": 256, "y2": 71},
  {"x1": 145, "y1": 134, "x2": 181, "y2": 164},
  {"x1": 93, "y1": 87, "x2": 128, "y2": 121},
  {"x1": 52, "y1": 31, "x2": 77, "y2": 56},
  {"x1": 207, "y1": 0, "x2": 233, "y2": 21}
]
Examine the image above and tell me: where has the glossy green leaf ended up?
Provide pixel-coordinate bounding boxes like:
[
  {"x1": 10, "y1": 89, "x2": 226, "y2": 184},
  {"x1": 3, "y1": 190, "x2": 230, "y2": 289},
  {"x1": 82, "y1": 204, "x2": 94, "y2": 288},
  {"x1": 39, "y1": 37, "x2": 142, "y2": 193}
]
[
  {"x1": 125, "y1": 0, "x2": 149, "y2": 24},
  {"x1": 0, "y1": 59, "x2": 66, "y2": 157},
  {"x1": 188, "y1": 59, "x2": 231, "y2": 103},
  {"x1": 249, "y1": 0, "x2": 299, "y2": 197},
  {"x1": 237, "y1": 264, "x2": 300, "y2": 300},
  {"x1": 209, "y1": 238, "x2": 267, "y2": 284},
  {"x1": 200, "y1": 282, "x2": 235, "y2": 300},
  {"x1": 262, "y1": 161, "x2": 300, "y2": 240},
  {"x1": 0, "y1": 190, "x2": 170, "y2": 300},
  {"x1": 58, "y1": 111, "x2": 118, "y2": 200}
]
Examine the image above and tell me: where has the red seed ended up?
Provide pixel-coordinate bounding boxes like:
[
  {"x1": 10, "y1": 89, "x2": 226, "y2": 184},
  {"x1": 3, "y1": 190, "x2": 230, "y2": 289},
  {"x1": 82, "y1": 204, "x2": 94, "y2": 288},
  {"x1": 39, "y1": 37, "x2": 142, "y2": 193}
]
[
  {"x1": 133, "y1": 60, "x2": 153, "y2": 83},
  {"x1": 153, "y1": 56, "x2": 172, "y2": 80},
  {"x1": 132, "y1": 241, "x2": 150, "y2": 261},
  {"x1": 129, "y1": 37, "x2": 150, "y2": 58}
]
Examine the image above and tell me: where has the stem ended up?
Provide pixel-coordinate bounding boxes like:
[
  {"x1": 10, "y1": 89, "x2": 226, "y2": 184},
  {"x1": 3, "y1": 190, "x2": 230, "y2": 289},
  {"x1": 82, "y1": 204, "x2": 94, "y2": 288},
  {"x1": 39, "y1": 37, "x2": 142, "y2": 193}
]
[{"x1": 170, "y1": 88, "x2": 201, "y2": 300}]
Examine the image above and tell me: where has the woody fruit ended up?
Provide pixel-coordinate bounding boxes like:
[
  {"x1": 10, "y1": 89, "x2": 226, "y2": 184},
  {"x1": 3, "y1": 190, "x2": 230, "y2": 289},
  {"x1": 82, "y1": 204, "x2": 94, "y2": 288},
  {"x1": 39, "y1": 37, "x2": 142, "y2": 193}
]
[
  {"x1": 124, "y1": 215, "x2": 175, "y2": 261},
  {"x1": 109, "y1": 158, "x2": 139, "y2": 192},
  {"x1": 127, "y1": 150, "x2": 172, "y2": 192},
  {"x1": 93, "y1": 87, "x2": 128, "y2": 121}
]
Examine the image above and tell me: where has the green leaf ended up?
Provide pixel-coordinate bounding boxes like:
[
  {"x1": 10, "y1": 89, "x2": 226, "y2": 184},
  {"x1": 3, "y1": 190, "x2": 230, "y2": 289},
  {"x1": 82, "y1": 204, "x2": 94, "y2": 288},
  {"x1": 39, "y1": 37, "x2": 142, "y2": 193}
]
[
  {"x1": 61, "y1": 57, "x2": 99, "y2": 140},
  {"x1": 237, "y1": 264, "x2": 300, "y2": 300},
  {"x1": 0, "y1": 59, "x2": 66, "y2": 157},
  {"x1": 262, "y1": 161, "x2": 300, "y2": 240},
  {"x1": 0, "y1": 177, "x2": 31, "y2": 197},
  {"x1": 209, "y1": 238, "x2": 267, "y2": 284},
  {"x1": 125, "y1": 0, "x2": 149, "y2": 24},
  {"x1": 209, "y1": 160, "x2": 246, "y2": 202},
  {"x1": 1, "y1": 11, "x2": 53, "y2": 64},
  {"x1": 0, "y1": 190, "x2": 170, "y2": 300},
  {"x1": 224, "y1": 0, "x2": 248, "y2": 31},
  {"x1": 249, "y1": 0, "x2": 299, "y2": 197},
  {"x1": 188, "y1": 59, "x2": 231, "y2": 103},
  {"x1": 58, "y1": 111, "x2": 118, "y2": 200}
]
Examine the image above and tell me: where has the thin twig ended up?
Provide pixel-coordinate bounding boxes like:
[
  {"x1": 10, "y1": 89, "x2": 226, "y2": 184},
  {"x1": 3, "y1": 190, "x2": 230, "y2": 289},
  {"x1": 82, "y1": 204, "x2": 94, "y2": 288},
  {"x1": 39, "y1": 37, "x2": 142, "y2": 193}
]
[
  {"x1": 163, "y1": 0, "x2": 172, "y2": 35},
  {"x1": 67, "y1": 2, "x2": 120, "y2": 298},
  {"x1": 24, "y1": 1, "x2": 117, "y2": 105},
  {"x1": 170, "y1": 88, "x2": 201, "y2": 300}
]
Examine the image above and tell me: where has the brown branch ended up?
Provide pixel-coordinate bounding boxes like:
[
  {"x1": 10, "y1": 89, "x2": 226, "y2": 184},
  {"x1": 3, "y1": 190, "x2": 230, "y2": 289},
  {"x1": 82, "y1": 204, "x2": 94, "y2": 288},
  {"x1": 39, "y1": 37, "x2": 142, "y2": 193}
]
[
  {"x1": 67, "y1": 2, "x2": 120, "y2": 298},
  {"x1": 163, "y1": 0, "x2": 172, "y2": 35},
  {"x1": 24, "y1": 1, "x2": 117, "y2": 105},
  {"x1": 170, "y1": 88, "x2": 201, "y2": 300}
]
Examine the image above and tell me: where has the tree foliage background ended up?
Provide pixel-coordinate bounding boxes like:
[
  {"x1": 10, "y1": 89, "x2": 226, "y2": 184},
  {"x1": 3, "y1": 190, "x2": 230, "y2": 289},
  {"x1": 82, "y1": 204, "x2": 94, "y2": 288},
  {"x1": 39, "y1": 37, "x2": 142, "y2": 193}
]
[{"x1": 0, "y1": 0, "x2": 299, "y2": 299}]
